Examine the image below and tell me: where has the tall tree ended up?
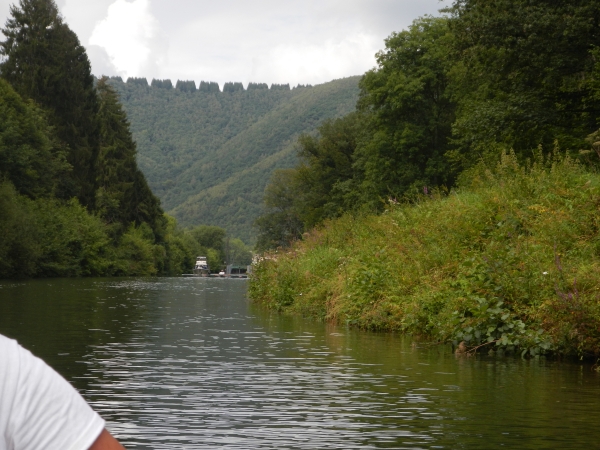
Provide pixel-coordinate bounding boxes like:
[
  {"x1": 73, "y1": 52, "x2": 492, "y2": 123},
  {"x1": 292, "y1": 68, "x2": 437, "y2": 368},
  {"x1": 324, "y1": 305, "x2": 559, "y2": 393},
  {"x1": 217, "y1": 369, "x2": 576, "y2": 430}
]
[
  {"x1": 254, "y1": 169, "x2": 304, "y2": 251},
  {"x1": 356, "y1": 16, "x2": 456, "y2": 206},
  {"x1": 294, "y1": 112, "x2": 364, "y2": 228},
  {"x1": 0, "y1": 0, "x2": 100, "y2": 207},
  {"x1": 448, "y1": 0, "x2": 600, "y2": 165},
  {"x1": 96, "y1": 77, "x2": 166, "y2": 241},
  {"x1": 0, "y1": 78, "x2": 69, "y2": 198}
]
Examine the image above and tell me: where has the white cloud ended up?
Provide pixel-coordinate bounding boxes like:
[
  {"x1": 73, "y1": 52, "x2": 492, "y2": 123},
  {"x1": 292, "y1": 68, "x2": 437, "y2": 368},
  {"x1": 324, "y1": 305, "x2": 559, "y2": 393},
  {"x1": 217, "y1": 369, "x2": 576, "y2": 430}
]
[
  {"x1": 155, "y1": 0, "x2": 451, "y2": 87},
  {"x1": 250, "y1": 32, "x2": 380, "y2": 86},
  {"x1": 89, "y1": 0, "x2": 167, "y2": 79},
  {"x1": 0, "y1": 0, "x2": 452, "y2": 86},
  {"x1": 0, "y1": 3, "x2": 10, "y2": 29},
  {"x1": 61, "y1": 0, "x2": 113, "y2": 44},
  {"x1": 86, "y1": 44, "x2": 120, "y2": 78}
]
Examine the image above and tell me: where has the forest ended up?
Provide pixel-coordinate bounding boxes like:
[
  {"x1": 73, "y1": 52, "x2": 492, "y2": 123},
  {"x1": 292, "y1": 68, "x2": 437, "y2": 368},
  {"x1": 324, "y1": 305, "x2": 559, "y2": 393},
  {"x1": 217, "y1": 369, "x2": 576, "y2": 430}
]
[
  {"x1": 254, "y1": 2, "x2": 600, "y2": 249},
  {"x1": 109, "y1": 75, "x2": 359, "y2": 243},
  {"x1": 0, "y1": 0, "x2": 250, "y2": 278},
  {"x1": 250, "y1": 0, "x2": 600, "y2": 357}
]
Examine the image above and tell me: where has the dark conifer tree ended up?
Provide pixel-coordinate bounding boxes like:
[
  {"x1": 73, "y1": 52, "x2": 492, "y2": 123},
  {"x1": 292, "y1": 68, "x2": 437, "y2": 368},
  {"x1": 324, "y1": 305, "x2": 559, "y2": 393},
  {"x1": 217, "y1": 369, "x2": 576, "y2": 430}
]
[
  {"x1": 127, "y1": 77, "x2": 149, "y2": 87},
  {"x1": 247, "y1": 82, "x2": 268, "y2": 90},
  {"x1": 0, "y1": 0, "x2": 100, "y2": 208},
  {"x1": 199, "y1": 81, "x2": 220, "y2": 93},
  {"x1": 96, "y1": 77, "x2": 166, "y2": 241},
  {"x1": 151, "y1": 79, "x2": 173, "y2": 89},
  {"x1": 223, "y1": 82, "x2": 244, "y2": 93},
  {"x1": 176, "y1": 80, "x2": 197, "y2": 93},
  {"x1": 0, "y1": 79, "x2": 69, "y2": 198}
]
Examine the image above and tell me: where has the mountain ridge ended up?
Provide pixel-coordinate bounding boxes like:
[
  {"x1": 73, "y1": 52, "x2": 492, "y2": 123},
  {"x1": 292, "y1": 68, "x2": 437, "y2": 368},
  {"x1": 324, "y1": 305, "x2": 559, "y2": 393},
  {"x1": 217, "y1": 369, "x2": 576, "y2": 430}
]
[{"x1": 111, "y1": 75, "x2": 361, "y2": 242}]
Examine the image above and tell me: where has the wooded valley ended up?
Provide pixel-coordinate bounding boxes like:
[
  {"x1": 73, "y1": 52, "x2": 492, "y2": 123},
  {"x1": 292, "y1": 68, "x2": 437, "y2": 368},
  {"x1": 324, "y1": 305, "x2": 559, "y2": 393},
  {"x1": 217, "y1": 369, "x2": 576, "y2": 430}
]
[{"x1": 110, "y1": 76, "x2": 360, "y2": 243}]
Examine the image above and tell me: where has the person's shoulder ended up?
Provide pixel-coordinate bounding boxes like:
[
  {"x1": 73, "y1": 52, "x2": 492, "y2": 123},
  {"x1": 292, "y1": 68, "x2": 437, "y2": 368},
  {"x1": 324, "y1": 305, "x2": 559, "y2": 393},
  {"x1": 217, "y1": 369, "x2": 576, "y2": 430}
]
[
  {"x1": 0, "y1": 333, "x2": 21, "y2": 357},
  {"x1": 0, "y1": 333, "x2": 16, "y2": 345}
]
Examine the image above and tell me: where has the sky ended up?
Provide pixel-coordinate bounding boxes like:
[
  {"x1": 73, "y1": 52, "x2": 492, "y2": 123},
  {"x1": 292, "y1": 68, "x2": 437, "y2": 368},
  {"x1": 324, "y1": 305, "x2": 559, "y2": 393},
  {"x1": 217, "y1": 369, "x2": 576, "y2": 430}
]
[{"x1": 0, "y1": 0, "x2": 450, "y2": 89}]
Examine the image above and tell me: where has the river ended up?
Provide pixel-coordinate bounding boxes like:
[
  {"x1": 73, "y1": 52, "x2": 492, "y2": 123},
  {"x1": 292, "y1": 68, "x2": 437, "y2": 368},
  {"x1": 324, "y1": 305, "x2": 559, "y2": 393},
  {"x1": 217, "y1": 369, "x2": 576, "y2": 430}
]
[{"x1": 0, "y1": 277, "x2": 598, "y2": 449}]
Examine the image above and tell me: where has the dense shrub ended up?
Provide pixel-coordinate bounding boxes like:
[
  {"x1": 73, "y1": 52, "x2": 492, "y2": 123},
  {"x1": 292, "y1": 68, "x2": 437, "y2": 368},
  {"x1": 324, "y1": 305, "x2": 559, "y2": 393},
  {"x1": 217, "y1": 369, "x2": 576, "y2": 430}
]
[
  {"x1": 0, "y1": 181, "x2": 236, "y2": 278},
  {"x1": 250, "y1": 152, "x2": 600, "y2": 358}
]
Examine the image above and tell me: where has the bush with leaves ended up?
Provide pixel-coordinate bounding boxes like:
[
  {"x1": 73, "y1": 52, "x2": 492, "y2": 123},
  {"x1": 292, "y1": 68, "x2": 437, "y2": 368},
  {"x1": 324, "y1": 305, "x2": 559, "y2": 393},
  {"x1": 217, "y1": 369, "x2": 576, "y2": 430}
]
[{"x1": 251, "y1": 151, "x2": 600, "y2": 358}]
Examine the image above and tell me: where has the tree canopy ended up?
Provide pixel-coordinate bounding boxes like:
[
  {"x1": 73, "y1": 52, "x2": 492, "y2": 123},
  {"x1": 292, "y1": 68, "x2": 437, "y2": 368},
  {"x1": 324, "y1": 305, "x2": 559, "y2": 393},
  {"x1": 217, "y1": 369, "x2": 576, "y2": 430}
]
[
  {"x1": 355, "y1": 16, "x2": 456, "y2": 205},
  {"x1": 0, "y1": 0, "x2": 194, "y2": 279},
  {"x1": 256, "y1": 1, "x2": 600, "y2": 250},
  {"x1": 96, "y1": 77, "x2": 166, "y2": 240},
  {"x1": 110, "y1": 76, "x2": 360, "y2": 243},
  {"x1": 176, "y1": 80, "x2": 197, "y2": 93},
  {"x1": 0, "y1": 79, "x2": 69, "y2": 199},
  {"x1": 447, "y1": 0, "x2": 600, "y2": 166},
  {"x1": 1, "y1": 0, "x2": 100, "y2": 207}
]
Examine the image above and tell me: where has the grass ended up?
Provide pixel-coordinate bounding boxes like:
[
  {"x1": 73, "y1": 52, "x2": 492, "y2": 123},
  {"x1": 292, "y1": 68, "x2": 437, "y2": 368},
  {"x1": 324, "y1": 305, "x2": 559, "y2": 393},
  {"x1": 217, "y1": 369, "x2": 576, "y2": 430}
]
[{"x1": 249, "y1": 151, "x2": 600, "y2": 358}]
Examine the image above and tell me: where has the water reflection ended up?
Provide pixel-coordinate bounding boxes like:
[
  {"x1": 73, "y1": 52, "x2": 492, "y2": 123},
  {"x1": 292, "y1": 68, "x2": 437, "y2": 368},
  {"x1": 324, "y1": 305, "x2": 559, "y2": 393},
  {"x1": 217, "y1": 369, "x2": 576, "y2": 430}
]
[
  {"x1": 0, "y1": 278, "x2": 149, "y2": 384},
  {"x1": 0, "y1": 278, "x2": 599, "y2": 449}
]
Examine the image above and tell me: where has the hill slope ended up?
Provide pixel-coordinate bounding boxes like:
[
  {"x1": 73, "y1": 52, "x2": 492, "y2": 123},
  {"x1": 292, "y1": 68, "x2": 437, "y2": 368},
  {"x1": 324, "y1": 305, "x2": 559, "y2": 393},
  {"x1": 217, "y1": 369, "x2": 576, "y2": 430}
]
[{"x1": 111, "y1": 77, "x2": 360, "y2": 242}]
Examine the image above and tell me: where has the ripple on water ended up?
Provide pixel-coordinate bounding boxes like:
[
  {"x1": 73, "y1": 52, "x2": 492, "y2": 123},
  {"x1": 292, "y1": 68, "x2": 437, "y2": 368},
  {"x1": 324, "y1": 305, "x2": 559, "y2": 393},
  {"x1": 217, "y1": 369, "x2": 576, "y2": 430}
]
[
  {"x1": 75, "y1": 279, "x2": 441, "y2": 449},
  {"x1": 2, "y1": 277, "x2": 600, "y2": 449}
]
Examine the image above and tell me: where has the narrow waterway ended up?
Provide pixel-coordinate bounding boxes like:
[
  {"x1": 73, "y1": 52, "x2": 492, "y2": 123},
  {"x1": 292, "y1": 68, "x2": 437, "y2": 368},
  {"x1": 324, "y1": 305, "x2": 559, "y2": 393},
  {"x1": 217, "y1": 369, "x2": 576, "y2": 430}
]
[{"x1": 0, "y1": 277, "x2": 598, "y2": 449}]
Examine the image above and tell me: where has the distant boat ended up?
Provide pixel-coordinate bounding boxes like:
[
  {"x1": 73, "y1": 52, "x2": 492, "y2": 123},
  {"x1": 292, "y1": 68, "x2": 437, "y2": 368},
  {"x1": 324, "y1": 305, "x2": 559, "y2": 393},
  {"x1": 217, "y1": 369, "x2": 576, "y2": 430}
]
[
  {"x1": 193, "y1": 256, "x2": 210, "y2": 277},
  {"x1": 226, "y1": 264, "x2": 249, "y2": 278}
]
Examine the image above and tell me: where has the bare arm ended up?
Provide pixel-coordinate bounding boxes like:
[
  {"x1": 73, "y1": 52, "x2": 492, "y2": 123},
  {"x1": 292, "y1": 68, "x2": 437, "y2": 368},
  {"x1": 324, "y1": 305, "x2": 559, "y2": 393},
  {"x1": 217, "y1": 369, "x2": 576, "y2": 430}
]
[{"x1": 89, "y1": 429, "x2": 126, "y2": 450}]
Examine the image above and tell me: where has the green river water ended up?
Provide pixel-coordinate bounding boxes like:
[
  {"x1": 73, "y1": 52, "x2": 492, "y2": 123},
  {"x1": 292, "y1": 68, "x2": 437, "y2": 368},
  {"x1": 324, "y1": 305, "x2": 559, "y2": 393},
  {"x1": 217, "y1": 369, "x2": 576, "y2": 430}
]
[{"x1": 0, "y1": 277, "x2": 598, "y2": 449}]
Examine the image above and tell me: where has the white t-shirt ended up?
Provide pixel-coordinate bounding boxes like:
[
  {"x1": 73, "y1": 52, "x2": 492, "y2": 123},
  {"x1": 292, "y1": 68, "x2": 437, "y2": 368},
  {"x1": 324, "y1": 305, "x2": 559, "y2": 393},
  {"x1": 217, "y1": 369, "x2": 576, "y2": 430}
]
[{"x1": 0, "y1": 334, "x2": 105, "y2": 450}]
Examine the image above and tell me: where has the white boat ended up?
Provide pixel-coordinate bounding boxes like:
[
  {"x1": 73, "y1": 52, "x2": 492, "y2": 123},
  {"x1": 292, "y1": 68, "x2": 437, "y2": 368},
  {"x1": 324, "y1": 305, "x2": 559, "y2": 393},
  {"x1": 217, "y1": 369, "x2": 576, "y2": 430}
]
[{"x1": 193, "y1": 256, "x2": 210, "y2": 276}]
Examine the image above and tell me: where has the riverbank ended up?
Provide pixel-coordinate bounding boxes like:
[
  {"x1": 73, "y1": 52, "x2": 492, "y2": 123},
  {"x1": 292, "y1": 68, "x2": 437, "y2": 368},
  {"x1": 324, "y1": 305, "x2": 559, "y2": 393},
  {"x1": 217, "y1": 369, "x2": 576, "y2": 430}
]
[{"x1": 249, "y1": 152, "x2": 600, "y2": 358}]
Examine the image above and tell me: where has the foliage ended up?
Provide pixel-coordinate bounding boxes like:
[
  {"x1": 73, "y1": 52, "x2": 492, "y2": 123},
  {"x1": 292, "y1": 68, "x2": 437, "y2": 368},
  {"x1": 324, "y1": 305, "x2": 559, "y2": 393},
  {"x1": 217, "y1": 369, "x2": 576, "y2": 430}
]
[
  {"x1": 112, "y1": 223, "x2": 161, "y2": 276},
  {"x1": 0, "y1": 0, "x2": 100, "y2": 207},
  {"x1": 254, "y1": 113, "x2": 365, "y2": 249},
  {"x1": 294, "y1": 112, "x2": 365, "y2": 228},
  {"x1": 226, "y1": 238, "x2": 253, "y2": 266},
  {"x1": 248, "y1": 82, "x2": 268, "y2": 90},
  {"x1": 187, "y1": 225, "x2": 225, "y2": 250},
  {"x1": 110, "y1": 75, "x2": 360, "y2": 243},
  {"x1": 447, "y1": 0, "x2": 600, "y2": 167},
  {"x1": 199, "y1": 81, "x2": 220, "y2": 93},
  {"x1": 250, "y1": 152, "x2": 600, "y2": 357},
  {"x1": 160, "y1": 215, "x2": 197, "y2": 275},
  {"x1": 0, "y1": 1, "x2": 200, "y2": 279},
  {"x1": 185, "y1": 225, "x2": 226, "y2": 271},
  {"x1": 223, "y1": 82, "x2": 244, "y2": 93},
  {"x1": 256, "y1": 2, "x2": 600, "y2": 250},
  {"x1": 96, "y1": 77, "x2": 165, "y2": 240},
  {"x1": 176, "y1": 80, "x2": 197, "y2": 93},
  {"x1": 254, "y1": 169, "x2": 304, "y2": 252},
  {"x1": 355, "y1": 16, "x2": 457, "y2": 207},
  {"x1": 0, "y1": 179, "x2": 213, "y2": 278},
  {"x1": 0, "y1": 181, "x2": 110, "y2": 278},
  {"x1": 0, "y1": 181, "x2": 42, "y2": 278},
  {"x1": 151, "y1": 79, "x2": 173, "y2": 89},
  {"x1": 0, "y1": 79, "x2": 69, "y2": 198},
  {"x1": 255, "y1": 16, "x2": 457, "y2": 249},
  {"x1": 127, "y1": 77, "x2": 148, "y2": 87}
]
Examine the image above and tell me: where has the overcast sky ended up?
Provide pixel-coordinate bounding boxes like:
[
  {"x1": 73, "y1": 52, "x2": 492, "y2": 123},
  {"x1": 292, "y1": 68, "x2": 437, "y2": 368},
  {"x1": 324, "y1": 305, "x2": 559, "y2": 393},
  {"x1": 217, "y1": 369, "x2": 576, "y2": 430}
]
[{"x1": 1, "y1": 0, "x2": 450, "y2": 88}]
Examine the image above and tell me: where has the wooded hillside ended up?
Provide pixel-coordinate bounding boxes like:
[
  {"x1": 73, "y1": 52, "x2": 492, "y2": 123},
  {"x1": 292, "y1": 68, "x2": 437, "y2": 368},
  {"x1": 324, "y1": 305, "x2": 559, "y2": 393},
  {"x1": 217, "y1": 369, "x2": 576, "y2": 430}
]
[{"x1": 109, "y1": 76, "x2": 360, "y2": 243}]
